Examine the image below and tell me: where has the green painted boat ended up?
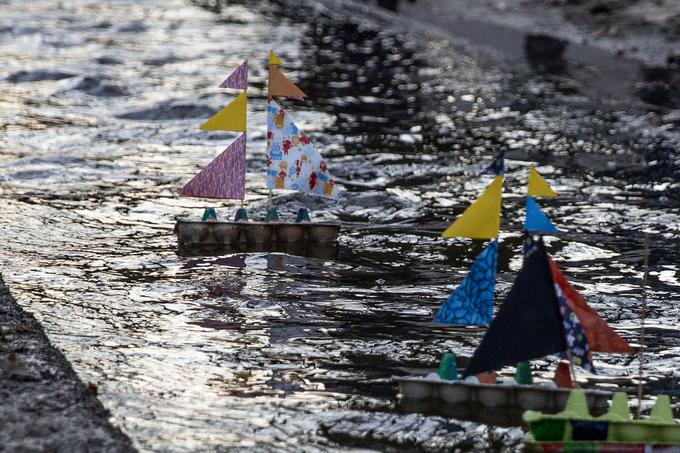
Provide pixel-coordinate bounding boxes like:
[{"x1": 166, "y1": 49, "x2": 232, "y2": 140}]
[{"x1": 524, "y1": 388, "x2": 680, "y2": 452}]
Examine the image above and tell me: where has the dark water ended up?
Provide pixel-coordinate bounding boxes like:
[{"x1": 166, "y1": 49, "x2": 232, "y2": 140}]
[{"x1": 0, "y1": 0, "x2": 678, "y2": 451}]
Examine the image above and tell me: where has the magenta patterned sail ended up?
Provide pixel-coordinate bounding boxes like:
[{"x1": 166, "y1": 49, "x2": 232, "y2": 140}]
[
  {"x1": 181, "y1": 133, "x2": 246, "y2": 199},
  {"x1": 218, "y1": 61, "x2": 248, "y2": 90}
]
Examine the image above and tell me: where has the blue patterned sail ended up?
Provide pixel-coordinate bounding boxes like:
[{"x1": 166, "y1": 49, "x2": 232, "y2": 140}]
[{"x1": 433, "y1": 240, "x2": 498, "y2": 325}]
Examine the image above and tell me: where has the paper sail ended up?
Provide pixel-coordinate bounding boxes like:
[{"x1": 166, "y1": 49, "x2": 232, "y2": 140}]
[
  {"x1": 463, "y1": 236, "x2": 566, "y2": 378},
  {"x1": 483, "y1": 150, "x2": 505, "y2": 176},
  {"x1": 268, "y1": 64, "x2": 306, "y2": 99},
  {"x1": 200, "y1": 91, "x2": 247, "y2": 132},
  {"x1": 266, "y1": 99, "x2": 338, "y2": 199},
  {"x1": 433, "y1": 240, "x2": 498, "y2": 325},
  {"x1": 549, "y1": 259, "x2": 635, "y2": 354},
  {"x1": 180, "y1": 132, "x2": 246, "y2": 199},
  {"x1": 442, "y1": 176, "x2": 503, "y2": 239},
  {"x1": 525, "y1": 196, "x2": 559, "y2": 233},
  {"x1": 554, "y1": 280, "x2": 595, "y2": 372},
  {"x1": 528, "y1": 167, "x2": 558, "y2": 197},
  {"x1": 218, "y1": 60, "x2": 248, "y2": 89},
  {"x1": 269, "y1": 50, "x2": 282, "y2": 66}
]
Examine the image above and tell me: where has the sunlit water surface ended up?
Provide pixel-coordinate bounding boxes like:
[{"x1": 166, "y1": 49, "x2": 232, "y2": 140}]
[{"x1": 0, "y1": 0, "x2": 679, "y2": 451}]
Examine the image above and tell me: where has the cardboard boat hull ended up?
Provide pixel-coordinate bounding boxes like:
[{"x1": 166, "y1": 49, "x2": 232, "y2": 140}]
[
  {"x1": 395, "y1": 376, "x2": 611, "y2": 426},
  {"x1": 524, "y1": 441, "x2": 680, "y2": 452},
  {"x1": 174, "y1": 220, "x2": 340, "y2": 247}
]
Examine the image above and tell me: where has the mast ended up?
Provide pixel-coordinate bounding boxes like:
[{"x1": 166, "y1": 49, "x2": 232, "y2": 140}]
[
  {"x1": 265, "y1": 50, "x2": 340, "y2": 212},
  {"x1": 526, "y1": 168, "x2": 633, "y2": 382},
  {"x1": 462, "y1": 236, "x2": 567, "y2": 377},
  {"x1": 636, "y1": 232, "x2": 650, "y2": 419},
  {"x1": 434, "y1": 151, "x2": 504, "y2": 325},
  {"x1": 180, "y1": 61, "x2": 248, "y2": 212},
  {"x1": 454, "y1": 163, "x2": 633, "y2": 380}
]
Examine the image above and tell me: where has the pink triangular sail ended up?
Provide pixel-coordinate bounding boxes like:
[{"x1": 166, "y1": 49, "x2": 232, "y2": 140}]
[
  {"x1": 181, "y1": 133, "x2": 246, "y2": 199},
  {"x1": 218, "y1": 61, "x2": 248, "y2": 89}
]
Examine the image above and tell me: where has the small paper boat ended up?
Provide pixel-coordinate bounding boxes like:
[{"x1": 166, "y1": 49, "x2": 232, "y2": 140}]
[
  {"x1": 395, "y1": 375, "x2": 611, "y2": 427},
  {"x1": 395, "y1": 155, "x2": 636, "y2": 423},
  {"x1": 523, "y1": 389, "x2": 680, "y2": 451},
  {"x1": 175, "y1": 52, "x2": 340, "y2": 252}
]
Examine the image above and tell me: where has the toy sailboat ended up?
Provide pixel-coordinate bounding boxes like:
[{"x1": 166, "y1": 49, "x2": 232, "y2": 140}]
[
  {"x1": 174, "y1": 51, "x2": 341, "y2": 249},
  {"x1": 524, "y1": 389, "x2": 680, "y2": 451},
  {"x1": 432, "y1": 154, "x2": 561, "y2": 325},
  {"x1": 396, "y1": 156, "x2": 635, "y2": 424}
]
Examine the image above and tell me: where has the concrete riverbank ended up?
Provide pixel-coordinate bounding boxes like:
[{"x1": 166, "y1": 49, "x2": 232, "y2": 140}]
[{"x1": 0, "y1": 276, "x2": 134, "y2": 452}]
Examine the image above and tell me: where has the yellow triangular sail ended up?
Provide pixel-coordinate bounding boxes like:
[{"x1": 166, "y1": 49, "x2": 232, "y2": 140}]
[
  {"x1": 200, "y1": 91, "x2": 247, "y2": 132},
  {"x1": 269, "y1": 50, "x2": 282, "y2": 66},
  {"x1": 528, "y1": 167, "x2": 558, "y2": 197},
  {"x1": 442, "y1": 176, "x2": 503, "y2": 239}
]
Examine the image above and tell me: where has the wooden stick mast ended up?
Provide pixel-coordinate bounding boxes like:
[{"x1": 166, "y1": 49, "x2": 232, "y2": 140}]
[
  {"x1": 565, "y1": 350, "x2": 579, "y2": 388},
  {"x1": 636, "y1": 232, "x2": 650, "y2": 419}
]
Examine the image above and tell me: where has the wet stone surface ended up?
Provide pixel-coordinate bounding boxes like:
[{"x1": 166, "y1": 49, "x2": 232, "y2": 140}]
[
  {"x1": 0, "y1": 277, "x2": 134, "y2": 452},
  {"x1": 0, "y1": 0, "x2": 679, "y2": 451}
]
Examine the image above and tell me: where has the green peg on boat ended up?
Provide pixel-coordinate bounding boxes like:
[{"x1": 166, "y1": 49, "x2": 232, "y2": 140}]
[
  {"x1": 202, "y1": 207, "x2": 217, "y2": 221},
  {"x1": 515, "y1": 361, "x2": 533, "y2": 385},
  {"x1": 234, "y1": 207, "x2": 248, "y2": 221},
  {"x1": 437, "y1": 352, "x2": 458, "y2": 380},
  {"x1": 295, "y1": 208, "x2": 311, "y2": 223},
  {"x1": 599, "y1": 392, "x2": 631, "y2": 422},
  {"x1": 265, "y1": 207, "x2": 279, "y2": 222},
  {"x1": 648, "y1": 395, "x2": 674, "y2": 423},
  {"x1": 558, "y1": 389, "x2": 591, "y2": 419}
]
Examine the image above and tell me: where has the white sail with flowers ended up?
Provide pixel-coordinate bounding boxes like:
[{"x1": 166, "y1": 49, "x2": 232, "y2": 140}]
[{"x1": 266, "y1": 99, "x2": 339, "y2": 199}]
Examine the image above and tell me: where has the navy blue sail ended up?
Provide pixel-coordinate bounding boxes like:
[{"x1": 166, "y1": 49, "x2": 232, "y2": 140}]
[
  {"x1": 482, "y1": 150, "x2": 505, "y2": 176},
  {"x1": 462, "y1": 236, "x2": 566, "y2": 377}
]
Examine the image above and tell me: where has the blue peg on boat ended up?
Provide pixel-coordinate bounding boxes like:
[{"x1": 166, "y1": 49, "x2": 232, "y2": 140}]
[
  {"x1": 295, "y1": 208, "x2": 311, "y2": 223},
  {"x1": 234, "y1": 207, "x2": 248, "y2": 221},
  {"x1": 201, "y1": 207, "x2": 217, "y2": 222},
  {"x1": 265, "y1": 207, "x2": 279, "y2": 222},
  {"x1": 515, "y1": 361, "x2": 533, "y2": 385}
]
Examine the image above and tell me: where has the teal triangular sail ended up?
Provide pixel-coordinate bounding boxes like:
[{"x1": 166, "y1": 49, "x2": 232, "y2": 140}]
[
  {"x1": 462, "y1": 236, "x2": 566, "y2": 377},
  {"x1": 433, "y1": 240, "x2": 498, "y2": 325},
  {"x1": 525, "y1": 196, "x2": 558, "y2": 233}
]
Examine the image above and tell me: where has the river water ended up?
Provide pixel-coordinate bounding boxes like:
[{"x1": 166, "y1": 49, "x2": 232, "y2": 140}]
[{"x1": 0, "y1": 0, "x2": 679, "y2": 451}]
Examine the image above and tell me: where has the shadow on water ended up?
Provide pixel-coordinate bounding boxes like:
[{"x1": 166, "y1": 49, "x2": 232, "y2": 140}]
[{"x1": 366, "y1": 0, "x2": 680, "y2": 109}]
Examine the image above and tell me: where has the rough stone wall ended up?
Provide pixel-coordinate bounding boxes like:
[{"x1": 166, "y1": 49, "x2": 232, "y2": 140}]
[{"x1": 0, "y1": 276, "x2": 135, "y2": 453}]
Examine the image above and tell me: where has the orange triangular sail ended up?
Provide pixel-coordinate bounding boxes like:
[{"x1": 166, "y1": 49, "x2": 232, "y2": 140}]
[
  {"x1": 549, "y1": 258, "x2": 634, "y2": 354},
  {"x1": 268, "y1": 64, "x2": 306, "y2": 99}
]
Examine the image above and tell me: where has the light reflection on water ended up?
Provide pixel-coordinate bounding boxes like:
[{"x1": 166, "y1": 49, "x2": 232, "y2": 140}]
[{"x1": 0, "y1": 0, "x2": 679, "y2": 451}]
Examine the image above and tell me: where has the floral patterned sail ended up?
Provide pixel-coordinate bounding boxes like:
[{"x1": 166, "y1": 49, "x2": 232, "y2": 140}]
[
  {"x1": 553, "y1": 279, "x2": 595, "y2": 372},
  {"x1": 181, "y1": 133, "x2": 246, "y2": 199},
  {"x1": 265, "y1": 99, "x2": 339, "y2": 199},
  {"x1": 549, "y1": 258, "x2": 634, "y2": 354}
]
